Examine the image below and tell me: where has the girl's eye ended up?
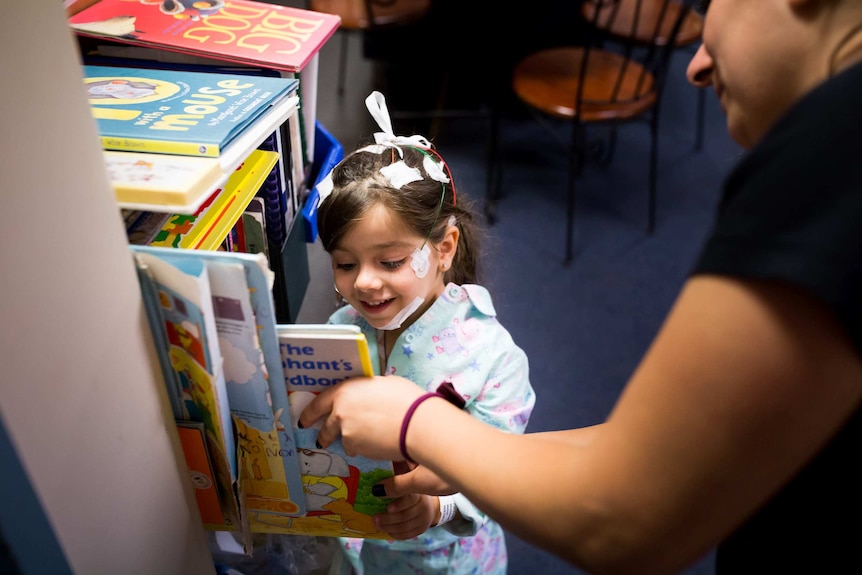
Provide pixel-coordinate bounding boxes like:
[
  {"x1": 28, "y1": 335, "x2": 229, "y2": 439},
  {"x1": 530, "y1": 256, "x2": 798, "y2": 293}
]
[
  {"x1": 334, "y1": 262, "x2": 356, "y2": 271},
  {"x1": 382, "y1": 258, "x2": 407, "y2": 270}
]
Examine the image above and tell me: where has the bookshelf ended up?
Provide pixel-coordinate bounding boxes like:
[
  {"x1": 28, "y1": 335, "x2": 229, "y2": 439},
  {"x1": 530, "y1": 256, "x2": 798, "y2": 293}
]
[
  {"x1": 0, "y1": 2, "x2": 215, "y2": 573},
  {"x1": 0, "y1": 2, "x2": 337, "y2": 573}
]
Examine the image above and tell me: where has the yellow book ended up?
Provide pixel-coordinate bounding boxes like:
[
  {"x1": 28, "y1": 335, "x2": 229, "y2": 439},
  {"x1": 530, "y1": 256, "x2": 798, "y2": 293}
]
[
  {"x1": 104, "y1": 150, "x2": 227, "y2": 213},
  {"x1": 150, "y1": 149, "x2": 279, "y2": 251}
]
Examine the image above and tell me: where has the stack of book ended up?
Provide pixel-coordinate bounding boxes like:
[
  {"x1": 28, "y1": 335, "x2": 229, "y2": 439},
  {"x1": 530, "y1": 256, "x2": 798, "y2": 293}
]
[
  {"x1": 67, "y1": 0, "x2": 341, "y2": 169},
  {"x1": 130, "y1": 246, "x2": 394, "y2": 543},
  {"x1": 69, "y1": 0, "x2": 341, "y2": 324},
  {"x1": 84, "y1": 63, "x2": 299, "y2": 255}
]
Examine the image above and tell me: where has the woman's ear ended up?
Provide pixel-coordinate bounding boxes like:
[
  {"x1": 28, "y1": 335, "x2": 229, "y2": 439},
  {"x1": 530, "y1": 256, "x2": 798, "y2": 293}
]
[{"x1": 438, "y1": 223, "x2": 459, "y2": 270}]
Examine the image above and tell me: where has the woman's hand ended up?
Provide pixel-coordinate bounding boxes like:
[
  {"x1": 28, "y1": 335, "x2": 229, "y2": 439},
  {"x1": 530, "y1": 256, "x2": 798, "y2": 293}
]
[{"x1": 299, "y1": 375, "x2": 424, "y2": 461}]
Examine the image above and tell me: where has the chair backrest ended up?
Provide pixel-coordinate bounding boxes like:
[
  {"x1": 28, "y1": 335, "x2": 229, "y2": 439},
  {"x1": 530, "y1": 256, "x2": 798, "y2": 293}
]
[
  {"x1": 576, "y1": 0, "x2": 696, "y2": 111},
  {"x1": 582, "y1": 0, "x2": 701, "y2": 47}
]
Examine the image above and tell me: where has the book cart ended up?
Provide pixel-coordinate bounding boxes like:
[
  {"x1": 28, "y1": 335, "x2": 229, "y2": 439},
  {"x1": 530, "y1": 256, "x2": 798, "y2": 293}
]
[{"x1": 0, "y1": 3, "x2": 341, "y2": 574}]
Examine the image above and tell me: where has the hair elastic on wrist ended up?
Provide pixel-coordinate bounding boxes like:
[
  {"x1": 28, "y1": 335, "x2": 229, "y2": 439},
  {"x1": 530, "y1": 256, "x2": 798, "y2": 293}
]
[{"x1": 399, "y1": 381, "x2": 466, "y2": 463}]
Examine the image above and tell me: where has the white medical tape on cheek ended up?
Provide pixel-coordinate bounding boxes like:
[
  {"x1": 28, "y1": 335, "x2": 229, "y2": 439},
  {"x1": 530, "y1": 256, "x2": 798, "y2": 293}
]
[{"x1": 378, "y1": 296, "x2": 424, "y2": 331}]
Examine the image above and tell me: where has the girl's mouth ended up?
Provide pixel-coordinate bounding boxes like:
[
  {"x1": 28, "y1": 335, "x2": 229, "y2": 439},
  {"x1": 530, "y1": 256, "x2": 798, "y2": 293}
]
[{"x1": 359, "y1": 298, "x2": 394, "y2": 315}]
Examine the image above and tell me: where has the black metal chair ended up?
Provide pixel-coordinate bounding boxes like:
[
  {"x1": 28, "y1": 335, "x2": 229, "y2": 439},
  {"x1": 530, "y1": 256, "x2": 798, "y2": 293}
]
[{"x1": 487, "y1": 0, "x2": 697, "y2": 263}]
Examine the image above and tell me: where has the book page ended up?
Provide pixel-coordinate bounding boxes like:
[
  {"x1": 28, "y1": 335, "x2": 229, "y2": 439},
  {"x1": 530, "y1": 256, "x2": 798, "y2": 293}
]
[{"x1": 208, "y1": 260, "x2": 306, "y2": 517}]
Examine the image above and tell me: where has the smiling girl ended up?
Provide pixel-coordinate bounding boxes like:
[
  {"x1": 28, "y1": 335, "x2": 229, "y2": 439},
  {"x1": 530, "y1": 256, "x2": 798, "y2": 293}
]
[{"x1": 313, "y1": 91, "x2": 535, "y2": 575}]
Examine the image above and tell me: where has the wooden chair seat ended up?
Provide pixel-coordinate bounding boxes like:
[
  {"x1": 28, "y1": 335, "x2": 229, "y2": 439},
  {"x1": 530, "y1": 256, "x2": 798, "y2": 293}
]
[{"x1": 513, "y1": 48, "x2": 656, "y2": 122}]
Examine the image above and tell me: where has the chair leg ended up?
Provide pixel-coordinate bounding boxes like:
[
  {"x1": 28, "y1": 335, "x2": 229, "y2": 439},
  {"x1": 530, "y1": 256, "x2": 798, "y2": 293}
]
[
  {"x1": 648, "y1": 113, "x2": 658, "y2": 234},
  {"x1": 565, "y1": 124, "x2": 584, "y2": 264},
  {"x1": 484, "y1": 103, "x2": 501, "y2": 225},
  {"x1": 337, "y1": 31, "x2": 349, "y2": 96},
  {"x1": 565, "y1": 153, "x2": 576, "y2": 264},
  {"x1": 484, "y1": 103, "x2": 505, "y2": 225}
]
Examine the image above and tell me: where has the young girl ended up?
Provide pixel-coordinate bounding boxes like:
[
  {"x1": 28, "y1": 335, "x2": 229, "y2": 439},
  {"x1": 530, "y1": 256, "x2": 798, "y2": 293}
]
[{"x1": 313, "y1": 91, "x2": 536, "y2": 575}]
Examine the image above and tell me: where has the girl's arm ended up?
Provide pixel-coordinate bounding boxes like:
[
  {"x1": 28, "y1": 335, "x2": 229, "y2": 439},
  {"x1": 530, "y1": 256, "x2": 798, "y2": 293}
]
[{"x1": 303, "y1": 275, "x2": 862, "y2": 574}]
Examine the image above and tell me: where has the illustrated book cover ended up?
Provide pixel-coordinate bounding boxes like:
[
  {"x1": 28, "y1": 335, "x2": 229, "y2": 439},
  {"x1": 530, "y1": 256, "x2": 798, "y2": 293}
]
[
  {"x1": 245, "y1": 324, "x2": 394, "y2": 539},
  {"x1": 130, "y1": 246, "x2": 395, "y2": 538},
  {"x1": 68, "y1": 0, "x2": 341, "y2": 74},
  {"x1": 131, "y1": 246, "x2": 308, "y2": 525},
  {"x1": 82, "y1": 64, "x2": 298, "y2": 159},
  {"x1": 131, "y1": 246, "x2": 241, "y2": 530}
]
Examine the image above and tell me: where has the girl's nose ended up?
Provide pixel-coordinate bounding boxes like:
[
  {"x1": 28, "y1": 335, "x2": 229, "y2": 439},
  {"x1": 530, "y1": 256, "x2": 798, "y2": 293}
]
[
  {"x1": 353, "y1": 265, "x2": 382, "y2": 291},
  {"x1": 686, "y1": 43, "x2": 714, "y2": 88}
]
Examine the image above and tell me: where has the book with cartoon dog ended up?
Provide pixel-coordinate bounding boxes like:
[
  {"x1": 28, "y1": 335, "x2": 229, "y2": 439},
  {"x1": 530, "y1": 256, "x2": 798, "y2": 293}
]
[{"x1": 245, "y1": 325, "x2": 395, "y2": 539}]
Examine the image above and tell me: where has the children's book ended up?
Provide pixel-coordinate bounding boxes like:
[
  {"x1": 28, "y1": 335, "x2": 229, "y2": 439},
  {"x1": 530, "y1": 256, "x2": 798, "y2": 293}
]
[
  {"x1": 131, "y1": 247, "x2": 241, "y2": 530},
  {"x1": 241, "y1": 197, "x2": 268, "y2": 257},
  {"x1": 245, "y1": 324, "x2": 394, "y2": 539},
  {"x1": 68, "y1": 0, "x2": 338, "y2": 165},
  {"x1": 130, "y1": 246, "x2": 395, "y2": 539},
  {"x1": 103, "y1": 150, "x2": 228, "y2": 212},
  {"x1": 82, "y1": 65, "x2": 298, "y2": 159},
  {"x1": 206, "y1": 257, "x2": 306, "y2": 518},
  {"x1": 176, "y1": 421, "x2": 226, "y2": 528},
  {"x1": 69, "y1": 0, "x2": 341, "y2": 74},
  {"x1": 125, "y1": 209, "x2": 172, "y2": 245},
  {"x1": 149, "y1": 149, "x2": 279, "y2": 250},
  {"x1": 131, "y1": 246, "x2": 309, "y2": 528}
]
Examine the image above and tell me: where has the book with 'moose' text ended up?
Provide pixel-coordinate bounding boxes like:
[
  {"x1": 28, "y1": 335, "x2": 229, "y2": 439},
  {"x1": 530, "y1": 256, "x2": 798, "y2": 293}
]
[{"x1": 83, "y1": 64, "x2": 298, "y2": 158}]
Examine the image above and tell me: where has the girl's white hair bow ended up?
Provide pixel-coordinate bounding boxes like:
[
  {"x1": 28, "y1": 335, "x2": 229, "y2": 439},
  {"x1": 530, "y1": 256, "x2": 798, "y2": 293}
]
[{"x1": 315, "y1": 91, "x2": 449, "y2": 204}]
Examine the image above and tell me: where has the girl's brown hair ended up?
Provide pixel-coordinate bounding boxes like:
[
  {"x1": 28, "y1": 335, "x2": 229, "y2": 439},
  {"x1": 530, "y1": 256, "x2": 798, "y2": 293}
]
[{"x1": 317, "y1": 144, "x2": 482, "y2": 285}]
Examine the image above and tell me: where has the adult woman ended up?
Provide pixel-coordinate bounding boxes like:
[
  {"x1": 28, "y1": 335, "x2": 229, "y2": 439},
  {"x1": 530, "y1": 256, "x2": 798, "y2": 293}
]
[{"x1": 302, "y1": 1, "x2": 862, "y2": 572}]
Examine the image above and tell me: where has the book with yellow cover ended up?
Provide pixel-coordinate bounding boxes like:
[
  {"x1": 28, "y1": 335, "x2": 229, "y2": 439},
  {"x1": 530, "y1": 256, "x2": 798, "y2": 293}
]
[
  {"x1": 149, "y1": 149, "x2": 279, "y2": 251},
  {"x1": 104, "y1": 150, "x2": 227, "y2": 213}
]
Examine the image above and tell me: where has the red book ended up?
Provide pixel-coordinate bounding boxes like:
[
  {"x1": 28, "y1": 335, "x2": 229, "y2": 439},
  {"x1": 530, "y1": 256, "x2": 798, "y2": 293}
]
[{"x1": 68, "y1": 0, "x2": 341, "y2": 73}]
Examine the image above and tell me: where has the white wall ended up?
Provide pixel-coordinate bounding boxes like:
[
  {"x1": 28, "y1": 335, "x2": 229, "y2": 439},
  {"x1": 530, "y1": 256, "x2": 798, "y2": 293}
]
[{"x1": 0, "y1": 2, "x2": 214, "y2": 573}]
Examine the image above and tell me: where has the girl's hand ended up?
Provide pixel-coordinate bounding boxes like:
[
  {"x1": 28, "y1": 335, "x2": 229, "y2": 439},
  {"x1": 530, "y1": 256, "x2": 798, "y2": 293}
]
[
  {"x1": 300, "y1": 375, "x2": 424, "y2": 461},
  {"x1": 374, "y1": 493, "x2": 439, "y2": 540}
]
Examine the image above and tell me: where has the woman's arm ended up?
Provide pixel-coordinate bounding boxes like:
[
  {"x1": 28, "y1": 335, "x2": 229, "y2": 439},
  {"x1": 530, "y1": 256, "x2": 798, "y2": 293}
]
[{"x1": 303, "y1": 275, "x2": 862, "y2": 574}]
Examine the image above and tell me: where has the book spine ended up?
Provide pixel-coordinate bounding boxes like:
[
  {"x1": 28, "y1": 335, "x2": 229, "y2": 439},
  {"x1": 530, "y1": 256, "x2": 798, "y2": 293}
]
[{"x1": 101, "y1": 136, "x2": 221, "y2": 158}]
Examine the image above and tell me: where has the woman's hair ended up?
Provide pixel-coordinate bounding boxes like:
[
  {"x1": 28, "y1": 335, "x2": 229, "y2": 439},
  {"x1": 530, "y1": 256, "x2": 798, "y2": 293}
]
[{"x1": 317, "y1": 143, "x2": 482, "y2": 285}]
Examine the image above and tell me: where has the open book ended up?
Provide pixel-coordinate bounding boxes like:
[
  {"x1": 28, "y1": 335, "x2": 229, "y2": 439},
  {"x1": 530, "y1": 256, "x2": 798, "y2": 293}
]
[{"x1": 130, "y1": 246, "x2": 394, "y2": 541}]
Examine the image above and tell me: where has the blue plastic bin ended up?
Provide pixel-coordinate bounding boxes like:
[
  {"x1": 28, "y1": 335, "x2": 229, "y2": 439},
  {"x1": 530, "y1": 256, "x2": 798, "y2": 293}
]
[{"x1": 302, "y1": 122, "x2": 343, "y2": 243}]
